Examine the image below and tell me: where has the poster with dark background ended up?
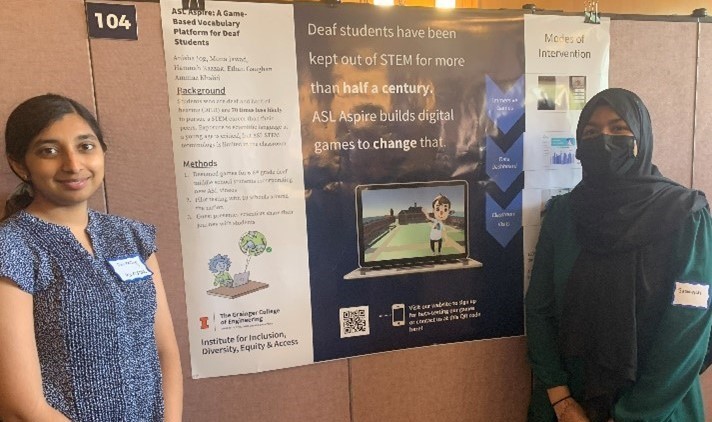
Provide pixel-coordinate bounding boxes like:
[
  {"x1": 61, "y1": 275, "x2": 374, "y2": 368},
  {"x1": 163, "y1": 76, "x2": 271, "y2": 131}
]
[{"x1": 293, "y1": 4, "x2": 525, "y2": 361}]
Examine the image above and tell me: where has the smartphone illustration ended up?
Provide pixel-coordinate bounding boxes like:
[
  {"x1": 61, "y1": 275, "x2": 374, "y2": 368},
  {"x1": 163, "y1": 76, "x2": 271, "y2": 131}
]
[{"x1": 392, "y1": 304, "x2": 405, "y2": 327}]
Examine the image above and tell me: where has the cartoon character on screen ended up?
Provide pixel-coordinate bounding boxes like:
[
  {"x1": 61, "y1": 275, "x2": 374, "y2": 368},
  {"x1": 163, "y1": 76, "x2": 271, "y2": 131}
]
[
  {"x1": 208, "y1": 254, "x2": 234, "y2": 287},
  {"x1": 422, "y1": 194, "x2": 453, "y2": 255}
]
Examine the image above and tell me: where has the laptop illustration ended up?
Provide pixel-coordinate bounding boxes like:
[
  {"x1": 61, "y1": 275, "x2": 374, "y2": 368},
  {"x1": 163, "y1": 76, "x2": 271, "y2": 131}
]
[{"x1": 343, "y1": 180, "x2": 483, "y2": 280}]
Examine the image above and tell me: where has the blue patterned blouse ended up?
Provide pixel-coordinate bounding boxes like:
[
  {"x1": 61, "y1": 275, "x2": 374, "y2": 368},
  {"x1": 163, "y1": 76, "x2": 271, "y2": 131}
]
[{"x1": 0, "y1": 210, "x2": 164, "y2": 421}]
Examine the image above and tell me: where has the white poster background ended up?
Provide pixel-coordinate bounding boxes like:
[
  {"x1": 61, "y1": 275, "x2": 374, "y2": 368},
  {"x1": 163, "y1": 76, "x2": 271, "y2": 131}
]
[
  {"x1": 160, "y1": 0, "x2": 313, "y2": 377},
  {"x1": 523, "y1": 15, "x2": 610, "y2": 287}
]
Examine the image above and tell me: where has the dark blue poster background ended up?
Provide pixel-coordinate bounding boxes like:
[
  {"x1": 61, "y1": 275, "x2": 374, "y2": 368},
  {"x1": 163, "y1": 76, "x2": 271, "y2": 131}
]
[{"x1": 293, "y1": 4, "x2": 525, "y2": 361}]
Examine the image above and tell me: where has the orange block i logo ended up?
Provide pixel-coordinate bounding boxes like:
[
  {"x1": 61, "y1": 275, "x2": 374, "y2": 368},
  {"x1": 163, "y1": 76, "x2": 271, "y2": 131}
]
[{"x1": 199, "y1": 316, "x2": 210, "y2": 329}]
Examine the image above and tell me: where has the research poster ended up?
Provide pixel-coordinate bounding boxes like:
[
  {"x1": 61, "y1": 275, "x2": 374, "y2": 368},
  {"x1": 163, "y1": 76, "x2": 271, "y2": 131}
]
[
  {"x1": 521, "y1": 15, "x2": 610, "y2": 290},
  {"x1": 159, "y1": 0, "x2": 577, "y2": 378}
]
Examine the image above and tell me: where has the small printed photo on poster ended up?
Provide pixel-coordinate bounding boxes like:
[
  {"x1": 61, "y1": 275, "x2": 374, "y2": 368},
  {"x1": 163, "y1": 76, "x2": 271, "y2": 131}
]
[
  {"x1": 541, "y1": 132, "x2": 579, "y2": 168},
  {"x1": 536, "y1": 76, "x2": 556, "y2": 110},
  {"x1": 569, "y1": 76, "x2": 586, "y2": 109},
  {"x1": 536, "y1": 75, "x2": 587, "y2": 111},
  {"x1": 343, "y1": 180, "x2": 482, "y2": 280}
]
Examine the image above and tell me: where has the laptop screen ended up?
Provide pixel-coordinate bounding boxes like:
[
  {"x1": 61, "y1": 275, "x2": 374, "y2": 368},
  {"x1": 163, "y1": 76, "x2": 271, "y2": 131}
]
[{"x1": 355, "y1": 180, "x2": 470, "y2": 268}]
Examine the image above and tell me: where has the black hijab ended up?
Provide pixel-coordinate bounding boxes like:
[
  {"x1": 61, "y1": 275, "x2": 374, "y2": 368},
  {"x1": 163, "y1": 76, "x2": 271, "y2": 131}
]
[{"x1": 560, "y1": 88, "x2": 708, "y2": 416}]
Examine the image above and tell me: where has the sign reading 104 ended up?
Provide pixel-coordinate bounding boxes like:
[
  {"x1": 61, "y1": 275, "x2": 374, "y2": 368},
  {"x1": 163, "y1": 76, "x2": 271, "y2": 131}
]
[{"x1": 86, "y1": 3, "x2": 138, "y2": 40}]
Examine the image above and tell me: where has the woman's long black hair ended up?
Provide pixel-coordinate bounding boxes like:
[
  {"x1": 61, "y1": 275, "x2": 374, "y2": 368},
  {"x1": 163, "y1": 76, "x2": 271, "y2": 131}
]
[{"x1": 3, "y1": 94, "x2": 106, "y2": 219}]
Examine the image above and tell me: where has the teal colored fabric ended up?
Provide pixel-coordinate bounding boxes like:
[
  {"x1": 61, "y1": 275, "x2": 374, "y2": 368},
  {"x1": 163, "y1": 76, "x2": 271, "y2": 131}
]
[{"x1": 526, "y1": 194, "x2": 712, "y2": 422}]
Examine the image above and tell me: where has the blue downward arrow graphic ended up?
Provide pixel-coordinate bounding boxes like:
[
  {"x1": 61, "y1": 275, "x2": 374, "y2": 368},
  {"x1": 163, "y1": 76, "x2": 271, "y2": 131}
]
[
  {"x1": 486, "y1": 75, "x2": 525, "y2": 134},
  {"x1": 486, "y1": 192, "x2": 522, "y2": 247},
  {"x1": 486, "y1": 135, "x2": 523, "y2": 191}
]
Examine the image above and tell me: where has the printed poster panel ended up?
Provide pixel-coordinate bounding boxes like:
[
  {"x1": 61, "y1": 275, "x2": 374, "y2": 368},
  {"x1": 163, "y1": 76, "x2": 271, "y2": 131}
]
[
  {"x1": 161, "y1": 0, "x2": 528, "y2": 376},
  {"x1": 522, "y1": 15, "x2": 610, "y2": 290},
  {"x1": 294, "y1": 4, "x2": 525, "y2": 362},
  {"x1": 161, "y1": 1, "x2": 312, "y2": 378}
]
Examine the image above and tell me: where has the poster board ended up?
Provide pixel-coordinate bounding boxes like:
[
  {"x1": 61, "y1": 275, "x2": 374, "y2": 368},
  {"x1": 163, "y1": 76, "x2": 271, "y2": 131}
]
[{"x1": 159, "y1": 0, "x2": 609, "y2": 378}]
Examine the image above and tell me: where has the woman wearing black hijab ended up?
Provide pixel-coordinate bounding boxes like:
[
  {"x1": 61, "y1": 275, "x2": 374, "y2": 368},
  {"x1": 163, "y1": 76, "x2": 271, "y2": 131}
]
[{"x1": 526, "y1": 88, "x2": 712, "y2": 422}]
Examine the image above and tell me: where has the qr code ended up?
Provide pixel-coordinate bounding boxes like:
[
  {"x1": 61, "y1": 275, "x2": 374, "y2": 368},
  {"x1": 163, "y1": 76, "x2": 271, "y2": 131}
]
[{"x1": 339, "y1": 306, "x2": 370, "y2": 338}]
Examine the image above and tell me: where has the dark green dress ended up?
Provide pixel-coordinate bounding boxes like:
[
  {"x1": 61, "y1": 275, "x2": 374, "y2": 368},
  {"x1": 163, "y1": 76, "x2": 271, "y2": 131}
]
[{"x1": 526, "y1": 194, "x2": 712, "y2": 422}]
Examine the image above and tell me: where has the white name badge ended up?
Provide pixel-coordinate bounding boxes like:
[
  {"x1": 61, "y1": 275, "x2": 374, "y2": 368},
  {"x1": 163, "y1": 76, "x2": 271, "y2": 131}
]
[
  {"x1": 672, "y1": 282, "x2": 710, "y2": 309},
  {"x1": 107, "y1": 255, "x2": 153, "y2": 282}
]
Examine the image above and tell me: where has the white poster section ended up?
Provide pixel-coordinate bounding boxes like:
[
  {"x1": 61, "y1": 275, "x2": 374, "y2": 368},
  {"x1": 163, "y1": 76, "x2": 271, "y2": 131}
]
[
  {"x1": 522, "y1": 15, "x2": 610, "y2": 290},
  {"x1": 160, "y1": 1, "x2": 313, "y2": 377}
]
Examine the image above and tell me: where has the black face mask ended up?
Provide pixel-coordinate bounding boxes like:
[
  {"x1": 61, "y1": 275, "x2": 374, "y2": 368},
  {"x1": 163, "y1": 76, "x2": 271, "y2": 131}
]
[{"x1": 576, "y1": 134, "x2": 637, "y2": 180}]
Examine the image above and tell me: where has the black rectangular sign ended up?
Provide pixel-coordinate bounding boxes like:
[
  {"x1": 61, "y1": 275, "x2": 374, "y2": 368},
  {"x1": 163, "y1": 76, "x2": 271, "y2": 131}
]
[{"x1": 86, "y1": 3, "x2": 138, "y2": 40}]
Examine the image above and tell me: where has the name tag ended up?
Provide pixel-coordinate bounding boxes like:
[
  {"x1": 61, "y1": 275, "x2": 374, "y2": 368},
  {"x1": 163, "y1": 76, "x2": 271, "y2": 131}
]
[
  {"x1": 108, "y1": 255, "x2": 153, "y2": 282},
  {"x1": 672, "y1": 282, "x2": 710, "y2": 309}
]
